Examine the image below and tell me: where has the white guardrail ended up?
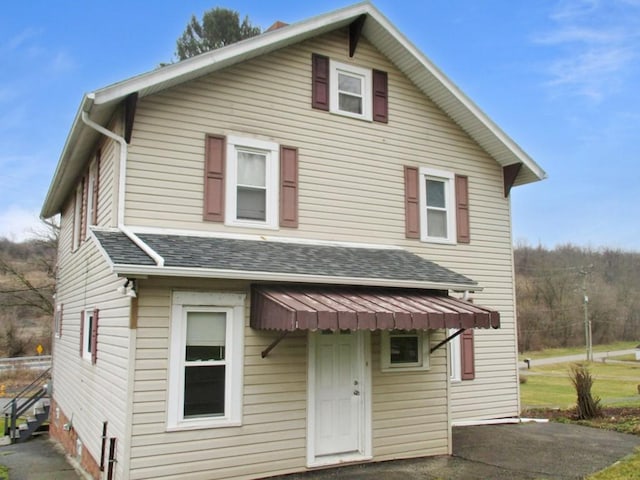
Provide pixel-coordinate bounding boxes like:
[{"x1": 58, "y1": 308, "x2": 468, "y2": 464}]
[{"x1": 0, "y1": 356, "x2": 52, "y2": 371}]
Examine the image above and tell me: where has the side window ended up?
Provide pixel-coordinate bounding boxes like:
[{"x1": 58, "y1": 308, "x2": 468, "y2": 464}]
[
  {"x1": 449, "y1": 329, "x2": 461, "y2": 382},
  {"x1": 168, "y1": 292, "x2": 245, "y2": 430},
  {"x1": 449, "y1": 328, "x2": 475, "y2": 382},
  {"x1": 72, "y1": 182, "x2": 83, "y2": 251},
  {"x1": 54, "y1": 304, "x2": 63, "y2": 339},
  {"x1": 80, "y1": 308, "x2": 98, "y2": 364},
  {"x1": 225, "y1": 136, "x2": 279, "y2": 229},
  {"x1": 381, "y1": 330, "x2": 430, "y2": 372}
]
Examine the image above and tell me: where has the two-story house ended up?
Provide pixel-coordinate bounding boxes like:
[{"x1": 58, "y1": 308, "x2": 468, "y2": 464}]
[{"x1": 41, "y1": 3, "x2": 545, "y2": 479}]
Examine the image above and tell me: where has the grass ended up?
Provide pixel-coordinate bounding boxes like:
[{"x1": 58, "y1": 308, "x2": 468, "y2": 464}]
[
  {"x1": 520, "y1": 361, "x2": 640, "y2": 409},
  {"x1": 519, "y1": 341, "x2": 638, "y2": 361},
  {"x1": 587, "y1": 448, "x2": 640, "y2": 480},
  {"x1": 0, "y1": 465, "x2": 7, "y2": 480}
]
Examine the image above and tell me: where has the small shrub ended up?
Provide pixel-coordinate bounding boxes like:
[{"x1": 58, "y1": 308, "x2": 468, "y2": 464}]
[
  {"x1": 570, "y1": 363, "x2": 602, "y2": 420},
  {"x1": 519, "y1": 375, "x2": 528, "y2": 384}
]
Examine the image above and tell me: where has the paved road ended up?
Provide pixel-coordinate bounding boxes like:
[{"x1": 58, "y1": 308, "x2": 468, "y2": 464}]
[{"x1": 519, "y1": 348, "x2": 636, "y2": 369}]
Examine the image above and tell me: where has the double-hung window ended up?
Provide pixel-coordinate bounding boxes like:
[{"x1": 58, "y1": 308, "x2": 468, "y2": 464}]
[
  {"x1": 168, "y1": 292, "x2": 245, "y2": 430},
  {"x1": 419, "y1": 167, "x2": 456, "y2": 244},
  {"x1": 81, "y1": 309, "x2": 95, "y2": 362},
  {"x1": 330, "y1": 60, "x2": 372, "y2": 120},
  {"x1": 381, "y1": 330, "x2": 430, "y2": 372},
  {"x1": 225, "y1": 136, "x2": 279, "y2": 229}
]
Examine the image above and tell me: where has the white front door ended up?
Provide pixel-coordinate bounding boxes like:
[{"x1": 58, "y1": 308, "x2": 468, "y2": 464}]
[{"x1": 308, "y1": 330, "x2": 370, "y2": 465}]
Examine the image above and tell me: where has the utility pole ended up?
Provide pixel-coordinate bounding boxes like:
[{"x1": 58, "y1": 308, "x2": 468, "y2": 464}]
[{"x1": 579, "y1": 267, "x2": 593, "y2": 362}]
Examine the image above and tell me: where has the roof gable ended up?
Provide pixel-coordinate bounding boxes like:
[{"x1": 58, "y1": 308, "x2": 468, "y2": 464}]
[{"x1": 42, "y1": 1, "x2": 545, "y2": 218}]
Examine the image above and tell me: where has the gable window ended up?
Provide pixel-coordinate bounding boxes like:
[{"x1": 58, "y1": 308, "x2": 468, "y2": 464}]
[
  {"x1": 225, "y1": 136, "x2": 279, "y2": 229},
  {"x1": 419, "y1": 167, "x2": 456, "y2": 244},
  {"x1": 381, "y1": 330, "x2": 430, "y2": 372},
  {"x1": 168, "y1": 292, "x2": 245, "y2": 430},
  {"x1": 330, "y1": 60, "x2": 372, "y2": 121}
]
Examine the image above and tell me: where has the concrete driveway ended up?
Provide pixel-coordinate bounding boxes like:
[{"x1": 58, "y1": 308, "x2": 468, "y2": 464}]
[{"x1": 272, "y1": 423, "x2": 640, "y2": 480}]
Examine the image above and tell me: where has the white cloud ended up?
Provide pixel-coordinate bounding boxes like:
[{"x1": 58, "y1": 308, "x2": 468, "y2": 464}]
[
  {"x1": 0, "y1": 206, "x2": 43, "y2": 242},
  {"x1": 535, "y1": 0, "x2": 640, "y2": 101}
]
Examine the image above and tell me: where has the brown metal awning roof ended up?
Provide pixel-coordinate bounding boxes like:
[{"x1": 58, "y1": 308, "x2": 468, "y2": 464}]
[{"x1": 250, "y1": 285, "x2": 500, "y2": 331}]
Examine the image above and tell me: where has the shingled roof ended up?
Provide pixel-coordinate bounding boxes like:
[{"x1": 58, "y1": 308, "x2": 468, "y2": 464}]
[{"x1": 92, "y1": 230, "x2": 478, "y2": 290}]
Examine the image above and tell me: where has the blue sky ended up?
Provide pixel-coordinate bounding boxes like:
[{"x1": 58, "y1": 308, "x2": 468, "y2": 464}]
[{"x1": 1, "y1": 1, "x2": 639, "y2": 250}]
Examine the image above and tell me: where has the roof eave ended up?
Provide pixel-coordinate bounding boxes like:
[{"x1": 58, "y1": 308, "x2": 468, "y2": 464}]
[{"x1": 111, "y1": 264, "x2": 481, "y2": 292}]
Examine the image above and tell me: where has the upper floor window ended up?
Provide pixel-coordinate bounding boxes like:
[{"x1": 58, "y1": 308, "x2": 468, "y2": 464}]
[
  {"x1": 72, "y1": 182, "x2": 83, "y2": 251},
  {"x1": 225, "y1": 136, "x2": 279, "y2": 229},
  {"x1": 330, "y1": 60, "x2": 372, "y2": 121},
  {"x1": 419, "y1": 167, "x2": 456, "y2": 244}
]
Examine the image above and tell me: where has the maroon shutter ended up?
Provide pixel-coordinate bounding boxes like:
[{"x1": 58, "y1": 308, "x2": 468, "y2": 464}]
[
  {"x1": 372, "y1": 70, "x2": 388, "y2": 123},
  {"x1": 455, "y1": 175, "x2": 470, "y2": 244},
  {"x1": 91, "y1": 309, "x2": 99, "y2": 364},
  {"x1": 79, "y1": 310, "x2": 85, "y2": 357},
  {"x1": 92, "y1": 151, "x2": 101, "y2": 225},
  {"x1": 280, "y1": 146, "x2": 299, "y2": 228},
  {"x1": 404, "y1": 166, "x2": 419, "y2": 238},
  {"x1": 311, "y1": 54, "x2": 329, "y2": 111},
  {"x1": 203, "y1": 135, "x2": 225, "y2": 222},
  {"x1": 461, "y1": 329, "x2": 475, "y2": 380}
]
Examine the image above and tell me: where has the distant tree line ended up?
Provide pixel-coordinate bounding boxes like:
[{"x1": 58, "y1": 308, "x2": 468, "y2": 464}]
[{"x1": 515, "y1": 244, "x2": 640, "y2": 352}]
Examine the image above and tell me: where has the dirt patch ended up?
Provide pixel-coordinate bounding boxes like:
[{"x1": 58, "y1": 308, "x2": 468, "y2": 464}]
[{"x1": 524, "y1": 407, "x2": 640, "y2": 435}]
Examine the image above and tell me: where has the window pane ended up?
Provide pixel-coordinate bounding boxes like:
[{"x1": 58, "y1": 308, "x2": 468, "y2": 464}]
[
  {"x1": 426, "y1": 179, "x2": 445, "y2": 208},
  {"x1": 237, "y1": 151, "x2": 266, "y2": 187},
  {"x1": 184, "y1": 365, "x2": 225, "y2": 418},
  {"x1": 427, "y1": 209, "x2": 447, "y2": 238},
  {"x1": 186, "y1": 312, "x2": 225, "y2": 361},
  {"x1": 338, "y1": 73, "x2": 361, "y2": 94},
  {"x1": 86, "y1": 314, "x2": 93, "y2": 354},
  {"x1": 339, "y1": 93, "x2": 363, "y2": 114},
  {"x1": 237, "y1": 187, "x2": 266, "y2": 220},
  {"x1": 390, "y1": 335, "x2": 420, "y2": 364}
]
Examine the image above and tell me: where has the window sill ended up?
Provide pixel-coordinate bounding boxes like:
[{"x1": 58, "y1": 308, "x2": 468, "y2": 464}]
[
  {"x1": 224, "y1": 219, "x2": 279, "y2": 230},
  {"x1": 329, "y1": 110, "x2": 373, "y2": 122},
  {"x1": 420, "y1": 236, "x2": 456, "y2": 245},
  {"x1": 166, "y1": 419, "x2": 242, "y2": 432},
  {"x1": 381, "y1": 365, "x2": 431, "y2": 373}
]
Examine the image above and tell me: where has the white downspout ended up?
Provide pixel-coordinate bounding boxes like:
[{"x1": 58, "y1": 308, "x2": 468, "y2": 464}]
[{"x1": 80, "y1": 108, "x2": 164, "y2": 267}]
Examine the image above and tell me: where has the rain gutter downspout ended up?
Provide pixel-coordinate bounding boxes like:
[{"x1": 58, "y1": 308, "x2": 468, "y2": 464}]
[{"x1": 80, "y1": 105, "x2": 164, "y2": 267}]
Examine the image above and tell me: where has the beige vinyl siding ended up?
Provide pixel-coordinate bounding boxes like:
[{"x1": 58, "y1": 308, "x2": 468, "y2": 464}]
[
  {"x1": 129, "y1": 278, "x2": 308, "y2": 480},
  {"x1": 129, "y1": 278, "x2": 450, "y2": 479},
  {"x1": 52, "y1": 201, "x2": 132, "y2": 479},
  {"x1": 124, "y1": 28, "x2": 519, "y2": 425},
  {"x1": 372, "y1": 331, "x2": 449, "y2": 459}
]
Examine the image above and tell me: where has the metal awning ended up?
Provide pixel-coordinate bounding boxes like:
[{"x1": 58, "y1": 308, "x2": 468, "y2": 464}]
[{"x1": 250, "y1": 285, "x2": 500, "y2": 332}]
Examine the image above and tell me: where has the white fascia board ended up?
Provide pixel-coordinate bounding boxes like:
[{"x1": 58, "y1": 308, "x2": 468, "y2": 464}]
[
  {"x1": 365, "y1": 8, "x2": 547, "y2": 182},
  {"x1": 92, "y1": 2, "x2": 372, "y2": 106},
  {"x1": 111, "y1": 264, "x2": 480, "y2": 292}
]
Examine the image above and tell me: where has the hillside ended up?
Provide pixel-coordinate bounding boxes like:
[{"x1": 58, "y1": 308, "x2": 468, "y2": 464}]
[{"x1": 515, "y1": 244, "x2": 640, "y2": 352}]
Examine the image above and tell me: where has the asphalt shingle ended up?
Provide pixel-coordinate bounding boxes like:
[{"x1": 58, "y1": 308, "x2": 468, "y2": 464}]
[{"x1": 93, "y1": 230, "x2": 476, "y2": 287}]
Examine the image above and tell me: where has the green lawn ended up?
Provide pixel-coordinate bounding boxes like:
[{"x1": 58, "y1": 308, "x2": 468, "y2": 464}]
[
  {"x1": 520, "y1": 361, "x2": 640, "y2": 409},
  {"x1": 588, "y1": 448, "x2": 640, "y2": 480},
  {"x1": 519, "y1": 341, "x2": 638, "y2": 361}
]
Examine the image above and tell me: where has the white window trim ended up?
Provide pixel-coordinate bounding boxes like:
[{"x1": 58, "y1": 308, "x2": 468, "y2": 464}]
[
  {"x1": 167, "y1": 291, "x2": 245, "y2": 431},
  {"x1": 380, "y1": 330, "x2": 430, "y2": 372},
  {"x1": 85, "y1": 161, "x2": 97, "y2": 235},
  {"x1": 72, "y1": 184, "x2": 82, "y2": 251},
  {"x1": 329, "y1": 60, "x2": 372, "y2": 121},
  {"x1": 419, "y1": 166, "x2": 457, "y2": 244},
  {"x1": 224, "y1": 135, "x2": 279, "y2": 230},
  {"x1": 81, "y1": 309, "x2": 94, "y2": 362},
  {"x1": 54, "y1": 304, "x2": 62, "y2": 339},
  {"x1": 449, "y1": 329, "x2": 461, "y2": 382}
]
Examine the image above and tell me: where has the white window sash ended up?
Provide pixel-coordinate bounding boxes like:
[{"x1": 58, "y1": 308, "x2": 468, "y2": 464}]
[
  {"x1": 329, "y1": 60, "x2": 372, "y2": 121},
  {"x1": 225, "y1": 136, "x2": 279, "y2": 229},
  {"x1": 167, "y1": 292, "x2": 245, "y2": 431},
  {"x1": 419, "y1": 167, "x2": 457, "y2": 244},
  {"x1": 380, "y1": 330, "x2": 431, "y2": 372}
]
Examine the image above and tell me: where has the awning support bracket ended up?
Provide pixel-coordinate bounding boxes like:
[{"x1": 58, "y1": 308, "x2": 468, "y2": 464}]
[
  {"x1": 430, "y1": 328, "x2": 465, "y2": 354},
  {"x1": 261, "y1": 331, "x2": 290, "y2": 358}
]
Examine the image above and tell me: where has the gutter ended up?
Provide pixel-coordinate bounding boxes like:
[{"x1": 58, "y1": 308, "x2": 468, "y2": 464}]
[{"x1": 80, "y1": 108, "x2": 164, "y2": 268}]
